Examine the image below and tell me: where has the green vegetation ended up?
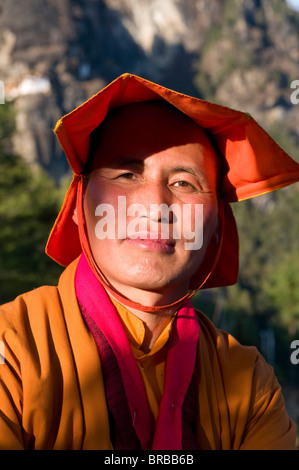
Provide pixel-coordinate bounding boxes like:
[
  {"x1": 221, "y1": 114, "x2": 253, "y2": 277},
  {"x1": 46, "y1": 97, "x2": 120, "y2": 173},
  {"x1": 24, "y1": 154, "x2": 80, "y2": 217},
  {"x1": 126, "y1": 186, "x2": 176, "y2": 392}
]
[{"x1": 0, "y1": 103, "x2": 64, "y2": 304}]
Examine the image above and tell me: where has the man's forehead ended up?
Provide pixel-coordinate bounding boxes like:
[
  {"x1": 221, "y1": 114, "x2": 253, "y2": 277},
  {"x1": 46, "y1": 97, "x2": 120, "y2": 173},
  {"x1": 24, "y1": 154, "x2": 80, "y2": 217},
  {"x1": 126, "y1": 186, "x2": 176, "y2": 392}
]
[
  {"x1": 101, "y1": 100, "x2": 202, "y2": 134},
  {"x1": 86, "y1": 100, "x2": 218, "y2": 172}
]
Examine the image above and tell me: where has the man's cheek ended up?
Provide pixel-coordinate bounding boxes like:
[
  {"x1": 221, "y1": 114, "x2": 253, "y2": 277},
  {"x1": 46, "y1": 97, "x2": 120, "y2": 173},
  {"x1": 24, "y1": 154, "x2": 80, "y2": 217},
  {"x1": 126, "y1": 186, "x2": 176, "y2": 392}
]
[{"x1": 180, "y1": 204, "x2": 203, "y2": 251}]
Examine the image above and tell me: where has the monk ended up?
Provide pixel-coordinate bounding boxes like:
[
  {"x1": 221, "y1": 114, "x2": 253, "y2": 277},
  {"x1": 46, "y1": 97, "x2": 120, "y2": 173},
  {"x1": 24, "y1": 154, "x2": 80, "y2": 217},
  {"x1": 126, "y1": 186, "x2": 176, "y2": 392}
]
[{"x1": 0, "y1": 74, "x2": 299, "y2": 450}]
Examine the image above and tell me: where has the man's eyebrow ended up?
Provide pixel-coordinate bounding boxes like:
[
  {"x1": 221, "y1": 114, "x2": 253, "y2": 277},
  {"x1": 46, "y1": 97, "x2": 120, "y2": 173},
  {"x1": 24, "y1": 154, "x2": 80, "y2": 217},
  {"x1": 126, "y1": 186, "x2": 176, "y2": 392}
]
[
  {"x1": 168, "y1": 166, "x2": 205, "y2": 180},
  {"x1": 105, "y1": 160, "x2": 207, "y2": 182}
]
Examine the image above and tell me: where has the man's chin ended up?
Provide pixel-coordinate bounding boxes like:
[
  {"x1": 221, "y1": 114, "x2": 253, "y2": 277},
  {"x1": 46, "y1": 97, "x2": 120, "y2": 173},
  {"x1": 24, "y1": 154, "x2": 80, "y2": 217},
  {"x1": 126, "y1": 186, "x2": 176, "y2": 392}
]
[{"x1": 107, "y1": 272, "x2": 190, "y2": 303}]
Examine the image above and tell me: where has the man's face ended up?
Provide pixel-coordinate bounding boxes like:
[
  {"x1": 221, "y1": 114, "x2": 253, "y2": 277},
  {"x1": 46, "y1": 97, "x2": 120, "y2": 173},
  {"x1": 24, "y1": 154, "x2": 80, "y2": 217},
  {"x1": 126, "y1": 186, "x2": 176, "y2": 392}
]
[{"x1": 83, "y1": 102, "x2": 219, "y2": 306}]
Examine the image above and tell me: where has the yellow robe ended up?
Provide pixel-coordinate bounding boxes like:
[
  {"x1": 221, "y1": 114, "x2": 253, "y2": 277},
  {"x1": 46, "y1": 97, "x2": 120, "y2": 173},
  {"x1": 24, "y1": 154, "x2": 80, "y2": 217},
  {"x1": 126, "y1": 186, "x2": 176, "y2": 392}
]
[{"x1": 0, "y1": 258, "x2": 295, "y2": 449}]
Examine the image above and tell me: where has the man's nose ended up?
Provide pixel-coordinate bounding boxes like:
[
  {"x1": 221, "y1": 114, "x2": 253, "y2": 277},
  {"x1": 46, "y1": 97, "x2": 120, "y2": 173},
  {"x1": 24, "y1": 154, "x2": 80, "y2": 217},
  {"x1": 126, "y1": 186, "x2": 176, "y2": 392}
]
[
  {"x1": 131, "y1": 182, "x2": 174, "y2": 222},
  {"x1": 130, "y1": 181, "x2": 175, "y2": 223}
]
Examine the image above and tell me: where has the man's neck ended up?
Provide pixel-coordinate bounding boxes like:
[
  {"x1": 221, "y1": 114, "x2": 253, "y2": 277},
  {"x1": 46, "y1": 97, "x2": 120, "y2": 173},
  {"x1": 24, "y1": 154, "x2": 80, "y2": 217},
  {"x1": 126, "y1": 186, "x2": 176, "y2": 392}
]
[{"x1": 110, "y1": 293, "x2": 178, "y2": 353}]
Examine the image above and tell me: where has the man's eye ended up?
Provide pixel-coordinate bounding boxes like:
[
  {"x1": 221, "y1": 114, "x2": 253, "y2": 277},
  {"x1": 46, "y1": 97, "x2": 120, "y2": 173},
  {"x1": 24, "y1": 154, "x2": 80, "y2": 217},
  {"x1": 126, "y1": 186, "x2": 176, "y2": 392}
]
[
  {"x1": 174, "y1": 181, "x2": 189, "y2": 187},
  {"x1": 173, "y1": 181, "x2": 196, "y2": 189},
  {"x1": 116, "y1": 172, "x2": 136, "y2": 180}
]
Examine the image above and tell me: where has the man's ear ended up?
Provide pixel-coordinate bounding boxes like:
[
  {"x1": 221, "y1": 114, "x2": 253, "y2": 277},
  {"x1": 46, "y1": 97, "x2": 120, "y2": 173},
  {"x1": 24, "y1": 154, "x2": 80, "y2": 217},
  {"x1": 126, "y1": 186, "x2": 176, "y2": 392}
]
[{"x1": 72, "y1": 205, "x2": 79, "y2": 226}]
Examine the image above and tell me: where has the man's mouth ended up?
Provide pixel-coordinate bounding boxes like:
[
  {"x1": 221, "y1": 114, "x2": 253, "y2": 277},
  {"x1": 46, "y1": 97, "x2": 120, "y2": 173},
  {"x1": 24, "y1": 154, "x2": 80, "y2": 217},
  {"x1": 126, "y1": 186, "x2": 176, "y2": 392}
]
[{"x1": 125, "y1": 231, "x2": 176, "y2": 253}]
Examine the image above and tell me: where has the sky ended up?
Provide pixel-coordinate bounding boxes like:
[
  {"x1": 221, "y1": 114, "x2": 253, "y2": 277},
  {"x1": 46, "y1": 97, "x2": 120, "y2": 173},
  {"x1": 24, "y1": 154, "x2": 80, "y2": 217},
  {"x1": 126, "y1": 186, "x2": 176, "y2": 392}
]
[{"x1": 286, "y1": 0, "x2": 299, "y2": 11}]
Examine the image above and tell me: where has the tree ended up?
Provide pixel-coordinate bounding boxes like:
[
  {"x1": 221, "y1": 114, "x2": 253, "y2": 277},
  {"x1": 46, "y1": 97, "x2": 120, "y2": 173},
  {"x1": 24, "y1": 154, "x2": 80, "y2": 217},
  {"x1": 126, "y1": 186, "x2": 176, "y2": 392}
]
[{"x1": 0, "y1": 103, "x2": 64, "y2": 303}]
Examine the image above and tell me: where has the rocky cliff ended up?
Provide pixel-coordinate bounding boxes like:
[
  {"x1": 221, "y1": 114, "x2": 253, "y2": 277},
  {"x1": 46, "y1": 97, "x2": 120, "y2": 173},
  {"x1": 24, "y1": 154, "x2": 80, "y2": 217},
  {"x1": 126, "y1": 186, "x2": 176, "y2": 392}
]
[{"x1": 0, "y1": 0, "x2": 298, "y2": 180}]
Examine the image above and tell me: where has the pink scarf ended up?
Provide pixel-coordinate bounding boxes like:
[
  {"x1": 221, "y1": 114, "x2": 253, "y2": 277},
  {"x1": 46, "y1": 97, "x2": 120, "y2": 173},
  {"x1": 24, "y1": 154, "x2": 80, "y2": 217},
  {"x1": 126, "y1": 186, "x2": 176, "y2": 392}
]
[{"x1": 75, "y1": 253, "x2": 200, "y2": 450}]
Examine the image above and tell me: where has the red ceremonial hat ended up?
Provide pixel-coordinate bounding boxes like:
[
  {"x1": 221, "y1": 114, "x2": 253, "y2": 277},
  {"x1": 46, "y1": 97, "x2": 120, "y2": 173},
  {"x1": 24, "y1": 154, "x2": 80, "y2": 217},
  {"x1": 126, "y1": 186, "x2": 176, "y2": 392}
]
[{"x1": 46, "y1": 73, "x2": 299, "y2": 301}]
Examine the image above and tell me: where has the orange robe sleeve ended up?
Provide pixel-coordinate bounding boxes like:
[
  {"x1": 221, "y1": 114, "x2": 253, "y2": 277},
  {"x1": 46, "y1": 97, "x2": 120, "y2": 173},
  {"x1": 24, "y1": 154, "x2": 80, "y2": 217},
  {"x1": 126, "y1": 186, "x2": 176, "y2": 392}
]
[
  {"x1": 194, "y1": 313, "x2": 296, "y2": 450},
  {"x1": 0, "y1": 258, "x2": 111, "y2": 450}
]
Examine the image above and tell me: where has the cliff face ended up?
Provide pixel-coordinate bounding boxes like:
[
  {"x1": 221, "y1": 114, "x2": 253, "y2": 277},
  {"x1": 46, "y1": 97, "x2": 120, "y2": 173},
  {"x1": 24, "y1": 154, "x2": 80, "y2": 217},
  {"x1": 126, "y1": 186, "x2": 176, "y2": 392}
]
[{"x1": 0, "y1": 0, "x2": 298, "y2": 180}]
